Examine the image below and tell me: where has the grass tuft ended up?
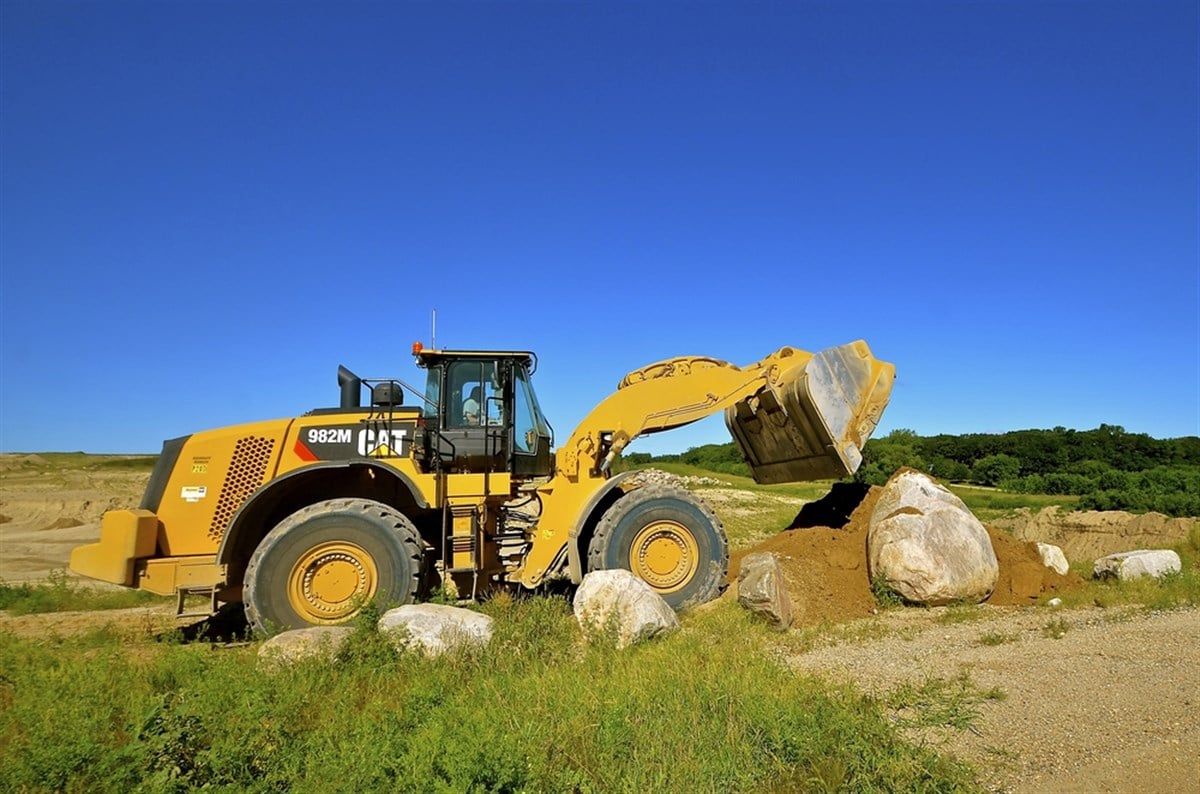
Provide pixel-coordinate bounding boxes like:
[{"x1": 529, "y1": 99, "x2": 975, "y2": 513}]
[
  {"x1": 885, "y1": 671, "x2": 1006, "y2": 732},
  {"x1": 871, "y1": 574, "x2": 905, "y2": 609},
  {"x1": 977, "y1": 631, "x2": 1020, "y2": 647},
  {"x1": 1041, "y1": 618, "x2": 1070, "y2": 639}
]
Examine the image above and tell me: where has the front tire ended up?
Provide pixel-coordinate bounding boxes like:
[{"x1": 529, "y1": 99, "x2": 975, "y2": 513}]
[
  {"x1": 587, "y1": 484, "x2": 729, "y2": 610},
  {"x1": 244, "y1": 498, "x2": 423, "y2": 636}
]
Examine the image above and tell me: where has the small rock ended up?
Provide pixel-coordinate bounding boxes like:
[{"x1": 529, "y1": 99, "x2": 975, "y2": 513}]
[
  {"x1": 258, "y1": 626, "x2": 354, "y2": 668},
  {"x1": 1093, "y1": 550, "x2": 1182, "y2": 581},
  {"x1": 574, "y1": 569, "x2": 679, "y2": 648},
  {"x1": 378, "y1": 604, "x2": 494, "y2": 656},
  {"x1": 1036, "y1": 543, "x2": 1070, "y2": 576},
  {"x1": 1047, "y1": 597, "x2": 1063, "y2": 608},
  {"x1": 737, "y1": 552, "x2": 793, "y2": 629}
]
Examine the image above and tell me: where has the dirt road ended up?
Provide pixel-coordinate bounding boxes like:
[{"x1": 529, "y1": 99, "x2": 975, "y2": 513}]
[{"x1": 789, "y1": 604, "x2": 1199, "y2": 793}]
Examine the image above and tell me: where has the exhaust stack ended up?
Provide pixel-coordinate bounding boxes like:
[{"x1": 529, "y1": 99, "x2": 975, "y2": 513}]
[{"x1": 337, "y1": 365, "x2": 362, "y2": 409}]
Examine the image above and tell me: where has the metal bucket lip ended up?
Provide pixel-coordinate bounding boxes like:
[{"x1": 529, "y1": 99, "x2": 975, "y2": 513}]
[{"x1": 725, "y1": 341, "x2": 894, "y2": 485}]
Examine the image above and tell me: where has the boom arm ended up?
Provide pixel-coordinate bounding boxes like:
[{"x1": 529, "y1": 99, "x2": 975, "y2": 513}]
[
  {"x1": 555, "y1": 341, "x2": 895, "y2": 484},
  {"x1": 521, "y1": 340, "x2": 893, "y2": 588}
]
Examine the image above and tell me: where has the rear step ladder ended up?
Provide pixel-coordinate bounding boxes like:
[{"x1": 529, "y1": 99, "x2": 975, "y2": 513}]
[
  {"x1": 444, "y1": 503, "x2": 481, "y2": 575},
  {"x1": 175, "y1": 586, "x2": 219, "y2": 619}
]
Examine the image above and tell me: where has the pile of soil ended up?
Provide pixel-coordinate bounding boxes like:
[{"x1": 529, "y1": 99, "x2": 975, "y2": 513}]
[
  {"x1": 728, "y1": 482, "x2": 1084, "y2": 625},
  {"x1": 728, "y1": 483, "x2": 880, "y2": 626},
  {"x1": 985, "y1": 527, "x2": 1084, "y2": 605},
  {"x1": 993, "y1": 506, "x2": 1196, "y2": 560}
]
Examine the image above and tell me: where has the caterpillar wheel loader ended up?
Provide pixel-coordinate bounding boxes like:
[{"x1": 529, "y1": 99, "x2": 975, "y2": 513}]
[{"x1": 70, "y1": 340, "x2": 895, "y2": 635}]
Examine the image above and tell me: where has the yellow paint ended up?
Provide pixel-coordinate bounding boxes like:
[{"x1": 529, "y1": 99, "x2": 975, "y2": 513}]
[
  {"x1": 286, "y1": 540, "x2": 379, "y2": 624},
  {"x1": 68, "y1": 509, "x2": 158, "y2": 586},
  {"x1": 629, "y1": 519, "x2": 698, "y2": 594}
]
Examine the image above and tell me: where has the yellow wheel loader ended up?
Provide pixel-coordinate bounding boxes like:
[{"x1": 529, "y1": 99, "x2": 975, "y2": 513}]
[{"x1": 70, "y1": 340, "x2": 894, "y2": 635}]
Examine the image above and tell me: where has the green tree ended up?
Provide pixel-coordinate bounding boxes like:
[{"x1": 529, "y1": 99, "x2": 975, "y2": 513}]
[
  {"x1": 973, "y1": 454, "x2": 1021, "y2": 486},
  {"x1": 858, "y1": 429, "x2": 927, "y2": 485}
]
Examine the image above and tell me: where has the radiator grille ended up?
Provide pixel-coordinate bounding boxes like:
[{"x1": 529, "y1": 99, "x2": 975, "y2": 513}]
[{"x1": 208, "y1": 436, "x2": 276, "y2": 542}]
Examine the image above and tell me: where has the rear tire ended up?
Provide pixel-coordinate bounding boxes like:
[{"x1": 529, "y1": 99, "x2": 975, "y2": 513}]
[
  {"x1": 587, "y1": 484, "x2": 729, "y2": 610},
  {"x1": 244, "y1": 498, "x2": 423, "y2": 636}
]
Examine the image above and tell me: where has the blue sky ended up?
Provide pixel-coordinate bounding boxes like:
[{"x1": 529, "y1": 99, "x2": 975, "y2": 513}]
[{"x1": 1, "y1": 1, "x2": 1197, "y2": 456}]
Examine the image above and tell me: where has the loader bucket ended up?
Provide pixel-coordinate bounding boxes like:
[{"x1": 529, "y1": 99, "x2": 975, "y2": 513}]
[{"x1": 725, "y1": 341, "x2": 895, "y2": 484}]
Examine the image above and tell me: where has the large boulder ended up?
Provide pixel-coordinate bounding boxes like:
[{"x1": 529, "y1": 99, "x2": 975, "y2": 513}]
[
  {"x1": 378, "y1": 604, "x2": 494, "y2": 657},
  {"x1": 737, "y1": 552, "x2": 794, "y2": 629},
  {"x1": 868, "y1": 470, "x2": 999, "y2": 605},
  {"x1": 1093, "y1": 549, "x2": 1182, "y2": 581},
  {"x1": 258, "y1": 626, "x2": 353, "y2": 668},
  {"x1": 574, "y1": 569, "x2": 679, "y2": 647}
]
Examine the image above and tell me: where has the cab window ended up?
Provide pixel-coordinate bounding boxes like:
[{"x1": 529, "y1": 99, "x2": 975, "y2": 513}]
[
  {"x1": 513, "y1": 366, "x2": 549, "y2": 453},
  {"x1": 447, "y1": 360, "x2": 499, "y2": 428}
]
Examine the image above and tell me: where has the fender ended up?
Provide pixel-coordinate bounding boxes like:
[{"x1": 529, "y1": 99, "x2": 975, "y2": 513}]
[
  {"x1": 565, "y1": 470, "x2": 642, "y2": 583},
  {"x1": 216, "y1": 460, "x2": 429, "y2": 573}
]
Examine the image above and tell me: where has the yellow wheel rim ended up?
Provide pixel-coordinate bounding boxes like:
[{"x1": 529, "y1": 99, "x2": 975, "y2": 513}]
[
  {"x1": 287, "y1": 541, "x2": 378, "y2": 623},
  {"x1": 630, "y1": 520, "x2": 699, "y2": 594}
]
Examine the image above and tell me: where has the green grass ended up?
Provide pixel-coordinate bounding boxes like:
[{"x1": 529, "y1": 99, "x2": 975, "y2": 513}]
[
  {"x1": 1048, "y1": 523, "x2": 1200, "y2": 611},
  {"x1": 947, "y1": 485, "x2": 1079, "y2": 521},
  {"x1": 628, "y1": 462, "x2": 835, "y2": 501},
  {"x1": 0, "y1": 571, "x2": 168, "y2": 615},
  {"x1": 871, "y1": 574, "x2": 905, "y2": 610},
  {"x1": 884, "y1": 672, "x2": 1006, "y2": 732},
  {"x1": 0, "y1": 597, "x2": 979, "y2": 793},
  {"x1": 1041, "y1": 617, "x2": 1071, "y2": 639}
]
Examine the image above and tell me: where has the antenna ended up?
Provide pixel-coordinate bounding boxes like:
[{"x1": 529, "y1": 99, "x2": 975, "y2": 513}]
[{"x1": 431, "y1": 308, "x2": 437, "y2": 350}]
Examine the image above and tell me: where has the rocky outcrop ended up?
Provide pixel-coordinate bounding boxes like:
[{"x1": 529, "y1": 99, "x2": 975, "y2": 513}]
[
  {"x1": 574, "y1": 569, "x2": 679, "y2": 647},
  {"x1": 1093, "y1": 550, "x2": 1182, "y2": 581},
  {"x1": 378, "y1": 604, "x2": 494, "y2": 656},
  {"x1": 868, "y1": 470, "x2": 999, "y2": 605},
  {"x1": 737, "y1": 552, "x2": 793, "y2": 629}
]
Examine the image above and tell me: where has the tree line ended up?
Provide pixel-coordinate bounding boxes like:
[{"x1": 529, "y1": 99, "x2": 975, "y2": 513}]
[{"x1": 625, "y1": 424, "x2": 1200, "y2": 518}]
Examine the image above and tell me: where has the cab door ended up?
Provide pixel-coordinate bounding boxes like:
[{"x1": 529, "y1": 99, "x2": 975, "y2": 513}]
[
  {"x1": 511, "y1": 364, "x2": 553, "y2": 478},
  {"x1": 439, "y1": 359, "x2": 508, "y2": 473}
]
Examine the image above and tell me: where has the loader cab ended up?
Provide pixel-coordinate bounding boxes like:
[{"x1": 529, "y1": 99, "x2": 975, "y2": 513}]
[{"x1": 415, "y1": 347, "x2": 553, "y2": 478}]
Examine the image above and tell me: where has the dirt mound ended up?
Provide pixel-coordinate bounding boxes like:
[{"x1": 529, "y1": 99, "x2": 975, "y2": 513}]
[
  {"x1": 984, "y1": 527, "x2": 1084, "y2": 605},
  {"x1": 0, "y1": 464, "x2": 149, "y2": 583},
  {"x1": 728, "y1": 485, "x2": 881, "y2": 626},
  {"x1": 729, "y1": 483, "x2": 1085, "y2": 624},
  {"x1": 0, "y1": 454, "x2": 49, "y2": 470},
  {"x1": 992, "y1": 507, "x2": 1196, "y2": 560}
]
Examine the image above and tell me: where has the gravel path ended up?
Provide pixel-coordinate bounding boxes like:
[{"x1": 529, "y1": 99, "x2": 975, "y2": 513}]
[{"x1": 786, "y1": 604, "x2": 1200, "y2": 793}]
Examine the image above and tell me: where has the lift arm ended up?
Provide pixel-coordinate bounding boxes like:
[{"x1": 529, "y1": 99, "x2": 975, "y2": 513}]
[{"x1": 555, "y1": 340, "x2": 895, "y2": 485}]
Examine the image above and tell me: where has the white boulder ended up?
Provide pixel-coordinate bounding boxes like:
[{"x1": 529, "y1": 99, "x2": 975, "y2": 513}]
[
  {"x1": 1036, "y1": 542, "x2": 1071, "y2": 576},
  {"x1": 378, "y1": 604, "x2": 494, "y2": 656},
  {"x1": 258, "y1": 626, "x2": 353, "y2": 667},
  {"x1": 574, "y1": 569, "x2": 679, "y2": 647},
  {"x1": 1093, "y1": 549, "x2": 1182, "y2": 581},
  {"x1": 868, "y1": 470, "x2": 999, "y2": 606}
]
